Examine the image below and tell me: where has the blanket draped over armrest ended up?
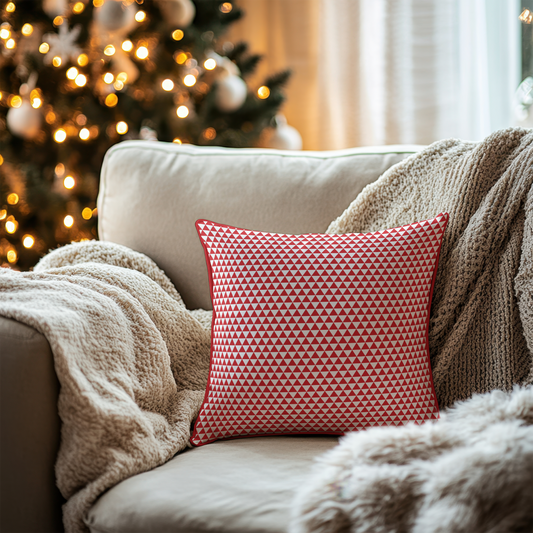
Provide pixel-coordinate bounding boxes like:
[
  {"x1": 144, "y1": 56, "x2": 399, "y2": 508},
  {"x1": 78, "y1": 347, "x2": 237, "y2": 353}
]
[
  {"x1": 0, "y1": 242, "x2": 212, "y2": 533},
  {"x1": 291, "y1": 128, "x2": 533, "y2": 533}
]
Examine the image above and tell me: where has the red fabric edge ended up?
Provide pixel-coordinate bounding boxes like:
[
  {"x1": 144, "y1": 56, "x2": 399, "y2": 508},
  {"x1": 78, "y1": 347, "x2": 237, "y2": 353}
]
[{"x1": 422, "y1": 212, "x2": 449, "y2": 419}]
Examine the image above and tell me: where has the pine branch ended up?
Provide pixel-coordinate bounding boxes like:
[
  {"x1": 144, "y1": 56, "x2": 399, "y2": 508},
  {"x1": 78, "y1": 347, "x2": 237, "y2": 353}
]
[
  {"x1": 226, "y1": 41, "x2": 248, "y2": 61},
  {"x1": 264, "y1": 70, "x2": 292, "y2": 91},
  {"x1": 238, "y1": 54, "x2": 262, "y2": 76}
]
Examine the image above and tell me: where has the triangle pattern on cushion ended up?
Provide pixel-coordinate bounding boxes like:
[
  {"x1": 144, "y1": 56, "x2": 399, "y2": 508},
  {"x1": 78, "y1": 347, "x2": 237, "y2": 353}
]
[{"x1": 190, "y1": 214, "x2": 449, "y2": 446}]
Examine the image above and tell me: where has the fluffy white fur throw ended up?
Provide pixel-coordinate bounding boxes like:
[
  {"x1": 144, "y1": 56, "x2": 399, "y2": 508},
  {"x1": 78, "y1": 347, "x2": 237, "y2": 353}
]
[
  {"x1": 291, "y1": 128, "x2": 533, "y2": 532},
  {"x1": 290, "y1": 387, "x2": 533, "y2": 533},
  {"x1": 0, "y1": 242, "x2": 212, "y2": 533}
]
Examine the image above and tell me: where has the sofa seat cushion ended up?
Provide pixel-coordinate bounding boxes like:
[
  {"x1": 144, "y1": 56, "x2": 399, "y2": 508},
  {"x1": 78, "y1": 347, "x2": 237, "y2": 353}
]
[{"x1": 85, "y1": 435, "x2": 338, "y2": 533}]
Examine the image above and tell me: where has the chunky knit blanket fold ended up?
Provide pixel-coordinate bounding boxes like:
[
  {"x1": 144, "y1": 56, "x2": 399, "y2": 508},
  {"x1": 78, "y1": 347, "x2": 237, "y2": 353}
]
[
  {"x1": 328, "y1": 128, "x2": 533, "y2": 407},
  {"x1": 0, "y1": 242, "x2": 212, "y2": 533},
  {"x1": 291, "y1": 128, "x2": 533, "y2": 533}
]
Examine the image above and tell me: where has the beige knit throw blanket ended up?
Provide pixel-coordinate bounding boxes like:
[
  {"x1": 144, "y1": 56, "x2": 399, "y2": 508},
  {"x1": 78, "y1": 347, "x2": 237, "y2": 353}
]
[
  {"x1": 291, "y1": 127, "x2": 533, "y2": 533},
  {"x1": 0, "y1": 242, "x2": 212, "y2": 532},
  {"x1": 328, "y1": 127, "x2": 533, "y2": 406}
]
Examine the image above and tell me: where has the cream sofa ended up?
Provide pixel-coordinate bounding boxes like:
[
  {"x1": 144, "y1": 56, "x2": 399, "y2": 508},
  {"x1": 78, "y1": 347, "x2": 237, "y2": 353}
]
[{"x1": 0, "y1": 141, "x2": 422, "y2": 533}]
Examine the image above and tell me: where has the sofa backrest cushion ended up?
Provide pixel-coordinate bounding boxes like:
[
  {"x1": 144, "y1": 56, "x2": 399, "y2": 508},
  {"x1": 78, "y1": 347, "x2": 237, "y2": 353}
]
[{"x1": 98, "y1": 142, "x2": 422, "y2": 310}]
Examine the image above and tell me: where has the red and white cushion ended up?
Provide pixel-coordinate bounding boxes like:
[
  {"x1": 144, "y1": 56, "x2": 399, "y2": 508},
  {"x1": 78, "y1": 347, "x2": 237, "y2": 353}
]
[{"x1": 191, "y1": 214, "x2": 449, "y2": 446}]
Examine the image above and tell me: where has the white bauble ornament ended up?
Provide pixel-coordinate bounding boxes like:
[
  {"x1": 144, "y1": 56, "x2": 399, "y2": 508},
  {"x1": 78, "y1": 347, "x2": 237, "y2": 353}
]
[
  {"x1": 215, "y1": 75, "x2": 247, "y2": 113},
  {"x1": 94, "y1": 0, "x2": 136, "y2": 33},
  {"x1": 206, "y1": 50, "x2": 240, "y2": 76},
  {"x1": 157, "y1": 0, "x2": 196, "y2": 28},
  {"x1": 43, "y1": 0, "x2": 68, "y2": 18},
  {"x1": 7, "y1": 101, "x2": 42, "y2": 140},
  {"x1": 140, "y1": 126, "x2": 158, "y2": 141},
  {"x1": 266, "y1": 115, "x2": 302, "y2": 150}
]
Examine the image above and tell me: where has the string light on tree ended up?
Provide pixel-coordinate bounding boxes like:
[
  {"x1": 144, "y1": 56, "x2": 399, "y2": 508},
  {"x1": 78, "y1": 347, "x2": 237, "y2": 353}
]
[
  {"x1": 73, "y1": 2, "x2": 85, "y2": 14},
  {"x1": 63, "y1": 215, "x2": 74, "y2": 228},
  {"x1": 175, "y1": 52, "x2": 187, "y2": 64},
  {"x1": 176, "y1": 105, "x2": 189, "y2": 118},
  {"x1": 66, "y1": 67, "x2": 78, "y2": 80},
  {"x1": 257, "y1": 86, "x2": 270, "y2": 99},
  {"x1": 77, "y1": 53, "x2": 88, "y2": 66},
  {"x1": 116, "y1": 121, "x2": 128, "y2": 134},
  {"x1": 75, "y1": 74, "x2": 87, "y2": 87},
  {"x1": 162, "y1": 79, "x2": 174, "y2": 91},
  {"x1": 9, "y1": 95, "x2": 22, "y2": 108},
  {"x1": 63, "y1": 176, "x2": 75, "y2": 189},
  {"x1": 23, "y1": 235, "x2": 35, "y2": 249},
  {"x1": 5, "y1": 218, "x2": 17, "y2": 234},
  {"x1": 135, "y1": 45, "x2": 148, "y2": 59},
  {"x1": 105, "y1": 93, "x2": 118, "y2": 107},
  {"x1": 183, "y1": 74, "x2": 196, "y2": 87},
  {"x1": 54, "y1": 128, "x2": 67, "y2": 143},
  {"x1": 21, "y1": 24, "x2": 33, "y2": 36}
]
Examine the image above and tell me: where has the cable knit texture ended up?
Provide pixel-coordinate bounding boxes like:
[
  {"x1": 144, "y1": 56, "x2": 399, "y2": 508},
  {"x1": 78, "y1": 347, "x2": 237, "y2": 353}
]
[
  {"x1": 0, "y1": 241, "x2": 212, "y2": 533},
  {"x1": 290, "y1": 128, "x2": 533, "y2": 533},
  {"x1": 328, "y1": 128, "x2": 533, "y2": 406}
]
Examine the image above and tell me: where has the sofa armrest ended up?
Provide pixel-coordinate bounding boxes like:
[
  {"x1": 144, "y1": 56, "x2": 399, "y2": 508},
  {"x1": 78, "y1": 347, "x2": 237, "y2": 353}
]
[{"x1": 0, "y1": 316, "x2": 64, "y2": 532}]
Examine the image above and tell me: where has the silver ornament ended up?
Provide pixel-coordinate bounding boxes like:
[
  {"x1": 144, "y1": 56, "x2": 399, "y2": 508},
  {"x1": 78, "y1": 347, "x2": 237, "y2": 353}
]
[
  {"x1": 157, "y1": 0, "x2": 196, "y2": 29},
  {"x1": 215, "y1": 75, "x2": 247, "y2": 113},
  {"x1": 7, "y1": 101, "x2": 42, "y2": 140}
]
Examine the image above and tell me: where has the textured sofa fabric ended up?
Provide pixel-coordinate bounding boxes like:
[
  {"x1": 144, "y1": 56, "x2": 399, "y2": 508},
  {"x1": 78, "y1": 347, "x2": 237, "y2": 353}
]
[
  {"x1": 98, "y1": 142, "x2": 422, "y2": 310},
  {"x1": 0, "y1": 317, "x2": 64, "y2": 533},
  {"x1": 85, "y1": 436, "x2": 338, "y2": 533}
]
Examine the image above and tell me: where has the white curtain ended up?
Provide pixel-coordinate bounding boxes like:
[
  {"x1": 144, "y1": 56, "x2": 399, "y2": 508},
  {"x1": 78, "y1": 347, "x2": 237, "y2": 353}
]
[{"x1": 229, "y1": 0, "x2": 521, "y2": 150}]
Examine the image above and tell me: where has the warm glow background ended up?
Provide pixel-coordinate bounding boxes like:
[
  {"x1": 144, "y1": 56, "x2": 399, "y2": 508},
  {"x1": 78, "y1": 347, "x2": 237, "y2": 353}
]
[{"x1": 230, "y1": 0, "x2": 523, "y2": 150}]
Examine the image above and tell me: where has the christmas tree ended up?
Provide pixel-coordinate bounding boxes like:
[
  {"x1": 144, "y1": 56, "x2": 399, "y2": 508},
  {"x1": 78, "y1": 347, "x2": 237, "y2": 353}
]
[{"x1": 0, "y1": 0, "x2": 293, "y2": 270}]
